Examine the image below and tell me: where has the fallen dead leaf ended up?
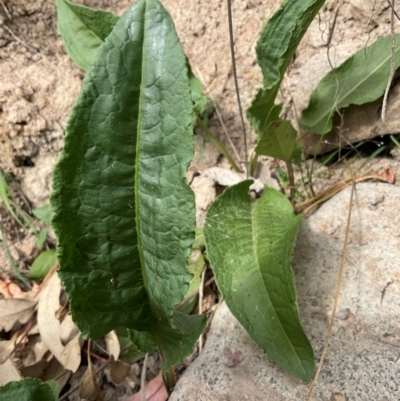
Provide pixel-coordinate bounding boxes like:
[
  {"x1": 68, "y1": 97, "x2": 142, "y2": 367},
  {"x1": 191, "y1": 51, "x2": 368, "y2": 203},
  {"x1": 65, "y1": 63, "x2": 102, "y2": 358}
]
[
  {"x1": 20, "y1": 359, "x2": 50, "y2": 379},
  {"x1": 41, "y1": 356, "x2": 71, "y2": 392},
  {"x1": 79, "y1": 353, "x2": 103, "y2": 401},
  {"x1": 20, "y1": 334, "x2": 49, "y2": 367},
  {"x1": 0, "y1": 332, "x2": 19, "y2": 364},
  {"x1": 0, "y1": 298, "x2": 36, "y2": 331},
  {"x1": 125, "y1": 372, "x2": 168, "y2": 401},
  {"x1": 0, "y1": 358, "x2": 22, "y2": 386},
  {"x1": 37, "y1": 272, "x2": 81, "y2": 372},
  {"x1": 105, "y1": 330, "x2": 120, "y2": 360},
  {"x1": 110, "y1": 358, "x2": 130, "y2": 384}
]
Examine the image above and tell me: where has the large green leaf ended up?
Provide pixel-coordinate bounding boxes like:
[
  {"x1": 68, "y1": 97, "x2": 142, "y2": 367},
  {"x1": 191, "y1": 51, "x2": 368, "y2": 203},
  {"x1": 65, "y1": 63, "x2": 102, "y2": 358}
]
[
  {"x1": 51, "y1": 0, "x2": 204, "y2": 370},
  {"x1": 204, "y1": 181, "x2": 314, "y2": 380},
  {"x1": 247, "y1": 0, "x2": 325, "y2": 137},
  {"x1": 55, "y1": 0, "x2": 119, "y2": 70},
  {"x1": 300, "y1": 34, "x2": 400, "y2": 134},
  {"x1": 0, "y1": 378, "x2": 56, "y2": 401}
]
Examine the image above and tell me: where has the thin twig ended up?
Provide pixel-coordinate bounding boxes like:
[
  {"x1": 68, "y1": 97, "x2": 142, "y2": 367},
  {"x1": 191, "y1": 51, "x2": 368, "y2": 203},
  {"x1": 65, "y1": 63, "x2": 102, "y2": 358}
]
[
  {"x1": 0, "y1": 0, "x2": 11, "y2": 19},
  {"x1": 381, "y1": 0, "x2": 396, "y2": 120},
  {"x1": 305, "y1": 167, "x2": 355, "y2": 401},
  {"x1": 3, "y1": 25, "x2": 38, "y2": 53},
  {"x1": 226, "y1": 0, "x2": 249, "y2": 177},
  {"x1": 387, "y1": 0, "x2": 400, "y2": 23},
  {"x1": 141, "y1": 353, "x2": 149, "y2": 401}
]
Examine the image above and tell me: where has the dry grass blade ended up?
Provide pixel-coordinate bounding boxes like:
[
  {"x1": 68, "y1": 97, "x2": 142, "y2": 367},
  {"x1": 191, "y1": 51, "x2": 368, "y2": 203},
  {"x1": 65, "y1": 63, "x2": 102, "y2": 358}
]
[
  {"x1": 305, "y1": 165, "x2": 355, "y2": 401},
  {"x1": 295, "y1": 167, "x2": 395, "y2": 215}
]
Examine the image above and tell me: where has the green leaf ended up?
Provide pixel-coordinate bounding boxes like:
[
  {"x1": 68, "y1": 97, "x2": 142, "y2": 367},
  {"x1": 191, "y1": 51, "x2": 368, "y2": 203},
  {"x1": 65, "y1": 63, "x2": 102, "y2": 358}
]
[
  {"x1": 300, "y1": 34, "x2": 400, "y2": 134},
  {"x1": 32, "y1": 204, "x2": 53, "y2": 226},
  {"x1": 51, "y1": 0, "x2": 204, "y2": 370},
  {"x1": 255, "y1": 120, "x2": 298, "y2": 163},
  {"x1": 0, "y1": 378, "x2": 55, "y2": 401},
  {"x1": 247, "y1": 0, "x2": 325, "y2": 137},
  {"x1": 29, "y1": 250, "x2": 58, "y2": 280},
  {"x1": 36, "y1": 228, "x2": 48, "y2": 250},
  {"x1": 204, "y1": 181, "x2": 314, "y2": 380},
  {"x1": 188, "y1": 67, "x2": 208, "y2": 118},
  {"x1": 116, "y1": 327, "x2": 156, "y2": 363},
  {"x1": 44, "y1": 380, "x2": 59, "y2": 401},
  {"x1": 247, "y1": 98, "x2": 282, "y2": 139},
  {"x1": 55, "y1": 0, "x2": 119, "y2": 70}
]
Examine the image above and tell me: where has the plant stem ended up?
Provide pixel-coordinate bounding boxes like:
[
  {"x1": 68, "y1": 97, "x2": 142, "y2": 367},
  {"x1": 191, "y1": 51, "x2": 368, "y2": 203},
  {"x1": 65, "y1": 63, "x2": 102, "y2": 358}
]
[
  {"x1": 162, "y1": 367, "x2": 176, "y2": 395},
  {"x1": 249, "y1": 150, "x2": 258, "y2": 177},
  {"x1": 196, "y1": 117, "x2": 241, "y2": 172},
  {"x1": 286, "y1": 161, "x2": 296, "y2": 204}
]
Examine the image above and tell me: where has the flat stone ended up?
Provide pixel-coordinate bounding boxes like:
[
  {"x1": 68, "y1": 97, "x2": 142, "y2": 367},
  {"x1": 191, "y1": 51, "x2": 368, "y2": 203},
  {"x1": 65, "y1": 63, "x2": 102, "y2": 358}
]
[{"x1": 170, "y1": 183, "x2": 400, "y2": 401}]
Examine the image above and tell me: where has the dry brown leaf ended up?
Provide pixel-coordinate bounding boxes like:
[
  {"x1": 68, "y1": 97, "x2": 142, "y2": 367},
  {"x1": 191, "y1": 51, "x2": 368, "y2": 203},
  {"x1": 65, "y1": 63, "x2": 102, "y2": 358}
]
[
  {"x1": 79, "y1": 357, "x2": 103, "y2": 401},
  {"x1": 20, "y1": 334, "x2": 49, "y2": 367},
  {"x1": 0, "y1": 358, "x2": 22, "y2": 386},
  {"x1": 20, "y1": 359, "x2": 50, "y2": 379},
  {"x1": 37, "y1": 273, "x2": 63, "y2": 357},
  {"x1": 37, "y1": 272, "x2": 81, "y2": 372},
  {"x1": 0, "y1": 332, "x2": 19, "y2": 364},
  {"x1": 39, "y1": 356, "x2": 71, "y2": 394},
  {"x1": 110, "y1": 358, "x2": 130, "y2": 384},
  {"x1": 0, "y1": 298, "x2": 36, "y2": 331},
  {"x1": 105, "y1": 330, "x2": 120, "y2": 360}
]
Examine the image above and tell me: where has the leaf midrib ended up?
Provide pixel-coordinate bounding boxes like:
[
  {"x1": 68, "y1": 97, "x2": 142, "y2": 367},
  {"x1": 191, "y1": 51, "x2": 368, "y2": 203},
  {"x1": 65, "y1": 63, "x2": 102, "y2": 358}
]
[
  {"x1": 250, "y1": 200, "x2": 306, "y2": 375},
  {"x1": 135, "y1": 0, "x2": 148, "y2": 293}
]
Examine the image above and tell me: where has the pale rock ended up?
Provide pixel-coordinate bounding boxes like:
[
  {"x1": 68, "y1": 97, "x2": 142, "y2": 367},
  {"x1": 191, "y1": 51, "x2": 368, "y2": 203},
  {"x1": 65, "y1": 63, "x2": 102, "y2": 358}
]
[
  {"x1": 190, "y1": 174, "x2": 216, "y2": 227},
  {"x1": 170, "y1": 183, "x2": 400, "y2": 401}
]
